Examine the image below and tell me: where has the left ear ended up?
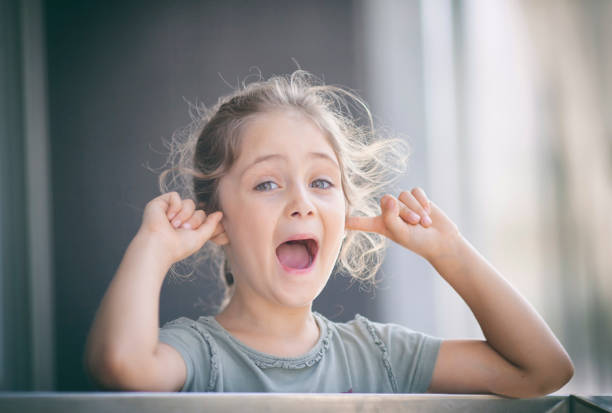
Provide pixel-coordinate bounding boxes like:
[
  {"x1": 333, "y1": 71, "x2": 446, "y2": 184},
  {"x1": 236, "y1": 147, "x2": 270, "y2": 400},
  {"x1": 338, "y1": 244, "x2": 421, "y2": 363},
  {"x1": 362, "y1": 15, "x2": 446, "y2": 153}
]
[{"x1": 211, "y1": 233, "x2": 230, "y2": 246}]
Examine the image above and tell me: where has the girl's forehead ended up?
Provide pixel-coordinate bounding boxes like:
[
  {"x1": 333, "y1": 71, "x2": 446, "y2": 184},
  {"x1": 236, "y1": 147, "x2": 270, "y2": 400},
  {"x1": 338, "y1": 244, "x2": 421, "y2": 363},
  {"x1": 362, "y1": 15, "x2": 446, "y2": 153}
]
[
  {"x1": 235, "y1": 111, "x2": 340, "y2": 165},
  {"x1": 242, "y1": 110, "x2": 319, "y2": 139}
]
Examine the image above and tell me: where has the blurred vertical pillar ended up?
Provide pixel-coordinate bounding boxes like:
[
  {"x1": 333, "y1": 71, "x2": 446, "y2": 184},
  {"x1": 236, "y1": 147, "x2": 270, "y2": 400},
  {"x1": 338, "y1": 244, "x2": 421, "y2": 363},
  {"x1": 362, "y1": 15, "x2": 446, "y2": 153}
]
[
  {"x1": 0, "y1": 0, "x2": 31, "y2": 390},
  {"x1": 0, "y1": 0, "x2": 55, "y2": 390},
  {"x1": 22, "y1": 0, "x2": 55, "y2": 390},
  {"x1": 420, "y1": 0, "x2": 481, "y2": 339},
  {"x1": 354, "y1": 0, "x2": 437, "y2": 333}
]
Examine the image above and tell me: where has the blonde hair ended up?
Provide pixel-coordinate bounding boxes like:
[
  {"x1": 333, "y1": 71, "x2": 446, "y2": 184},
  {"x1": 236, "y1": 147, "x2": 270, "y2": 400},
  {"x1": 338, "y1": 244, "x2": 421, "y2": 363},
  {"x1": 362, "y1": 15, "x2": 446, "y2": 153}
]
[{"x1": 158, "y1": 70, "x2": 409, "y2": 309}]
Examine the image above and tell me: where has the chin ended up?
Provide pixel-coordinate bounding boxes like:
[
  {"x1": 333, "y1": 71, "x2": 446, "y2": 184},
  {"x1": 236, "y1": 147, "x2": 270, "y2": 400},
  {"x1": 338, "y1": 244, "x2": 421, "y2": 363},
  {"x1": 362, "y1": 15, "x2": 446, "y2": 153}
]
[
  {"x1": 272, "y1": 289, "x2": 319, "y2": 309},
  {"x1": 273, "y1": 276, "x2": 330, "y2": 309}
]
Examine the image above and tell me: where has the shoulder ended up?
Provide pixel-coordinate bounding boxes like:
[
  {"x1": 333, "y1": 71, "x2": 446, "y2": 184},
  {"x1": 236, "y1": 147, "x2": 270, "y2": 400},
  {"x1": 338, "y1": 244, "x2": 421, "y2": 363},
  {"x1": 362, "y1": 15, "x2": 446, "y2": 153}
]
[
  {"x1": 357, "y1": 315, "x2": 441, "y2": 354},
  {"x1": 158, "y1": 316, "x2": 220, "y2": 392},
  {"x1": 319, "y1": 312, "x2": 442, "y2": 361},
  {"x1": 323, "y1": 313, "x2": 437, "y2": 346},
  {"x1": 321, "y1": 313, "x2": 443, "y2": 393},
  {"x1": 159, "y1": 316, "x2": 217, "y2": 344},
  {"x1": 159, "y1": 315, "x2": 222, "y2": 356}
]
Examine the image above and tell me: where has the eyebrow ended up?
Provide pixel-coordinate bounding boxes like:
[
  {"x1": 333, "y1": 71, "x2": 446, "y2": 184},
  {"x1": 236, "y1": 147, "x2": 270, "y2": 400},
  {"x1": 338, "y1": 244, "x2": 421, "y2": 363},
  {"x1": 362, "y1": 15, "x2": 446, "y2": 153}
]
[{"x1": 241, "y1": 152, "x2": 340, "y2": 176}]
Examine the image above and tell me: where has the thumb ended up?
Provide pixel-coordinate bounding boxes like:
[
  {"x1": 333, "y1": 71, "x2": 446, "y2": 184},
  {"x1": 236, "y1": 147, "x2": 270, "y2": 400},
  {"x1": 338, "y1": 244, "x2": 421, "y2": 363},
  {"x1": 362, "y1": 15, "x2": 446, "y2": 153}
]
[
  {"x1": 381, "y1": 195, "x2": 403, "y2": 236},
  {"x1": 196, "y1": 211, "x2": 224, "y2": 242}
]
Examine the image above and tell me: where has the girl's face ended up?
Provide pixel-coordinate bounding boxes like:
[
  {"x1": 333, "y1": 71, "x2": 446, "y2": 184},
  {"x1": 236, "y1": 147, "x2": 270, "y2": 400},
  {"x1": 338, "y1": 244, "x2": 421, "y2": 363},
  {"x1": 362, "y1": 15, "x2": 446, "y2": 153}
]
[{"x1": 217, "y1": 110, "x2": 346, "y2": 309}]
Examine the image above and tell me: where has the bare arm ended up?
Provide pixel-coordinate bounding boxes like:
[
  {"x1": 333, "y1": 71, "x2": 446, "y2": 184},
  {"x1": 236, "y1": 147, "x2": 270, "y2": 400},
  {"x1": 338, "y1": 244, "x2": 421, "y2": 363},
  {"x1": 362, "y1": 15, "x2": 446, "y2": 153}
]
[
  {"x1": 426, "y1": 233, "x2": 574, "y2": 397},
  {"x1": 84, "y1": 233, "x2": 185, "y2": 391},
  {"x1": 346, "y1": 188, "x2": 573, "y2": 397},
  {"x1": 84, "y1": 192, "x2": 224, "y2": 391}
]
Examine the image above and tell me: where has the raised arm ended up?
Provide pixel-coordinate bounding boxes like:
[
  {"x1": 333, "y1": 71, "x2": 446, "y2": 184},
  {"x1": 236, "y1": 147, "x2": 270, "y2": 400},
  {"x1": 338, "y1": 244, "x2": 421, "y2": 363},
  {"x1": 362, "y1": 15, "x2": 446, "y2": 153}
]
[
  {"x1": 84, "y1": 192, "x2": 223, "y2": 391},
  {"x1": 346, "y1": 188, "x2": 573, "y2": 398},
  {"x1": 425, "y1": 232, "x2": 573, "y2": 397}
]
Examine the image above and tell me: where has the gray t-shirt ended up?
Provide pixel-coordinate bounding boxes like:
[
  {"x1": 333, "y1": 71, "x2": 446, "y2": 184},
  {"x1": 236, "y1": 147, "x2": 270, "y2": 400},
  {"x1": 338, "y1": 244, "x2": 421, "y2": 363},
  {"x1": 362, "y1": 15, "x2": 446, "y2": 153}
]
[{"x1": 158, "y1": 312, "x2": 442, "y2": 393}]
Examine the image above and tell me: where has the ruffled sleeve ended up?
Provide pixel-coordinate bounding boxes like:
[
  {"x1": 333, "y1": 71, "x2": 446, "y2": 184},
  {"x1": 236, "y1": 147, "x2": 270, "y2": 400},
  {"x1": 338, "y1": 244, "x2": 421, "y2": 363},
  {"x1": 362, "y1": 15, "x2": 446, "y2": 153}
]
[
  {"x1": 158, "y1": 316, "x2": 219, "y2": 392},
  {"x1": 356, "y1": 315, "x2": 442, "y2": 393}
]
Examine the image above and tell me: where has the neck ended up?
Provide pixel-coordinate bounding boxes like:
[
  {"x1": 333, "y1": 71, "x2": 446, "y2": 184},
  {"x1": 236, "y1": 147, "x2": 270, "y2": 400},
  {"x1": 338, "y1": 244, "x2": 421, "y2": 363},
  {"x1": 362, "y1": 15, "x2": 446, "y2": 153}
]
[{"x1": 215, "y1": 288, "x2": 317, "y2": 339}]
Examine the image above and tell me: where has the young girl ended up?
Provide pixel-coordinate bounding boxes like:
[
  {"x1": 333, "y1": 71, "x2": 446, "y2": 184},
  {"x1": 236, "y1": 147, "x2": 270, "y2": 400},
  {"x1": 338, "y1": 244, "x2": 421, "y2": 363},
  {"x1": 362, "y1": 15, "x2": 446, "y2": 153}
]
[{"x1": 85, "y1": 70, "x2": 573, "y2": 397}]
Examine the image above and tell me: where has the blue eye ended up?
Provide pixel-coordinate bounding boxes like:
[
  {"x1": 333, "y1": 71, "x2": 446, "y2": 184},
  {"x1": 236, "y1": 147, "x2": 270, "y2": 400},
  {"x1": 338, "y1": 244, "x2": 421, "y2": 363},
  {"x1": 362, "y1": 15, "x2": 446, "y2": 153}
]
[
  {"x1": 311, "y1": 179, "x2": 333, "y2": 189},
  {"x1": 255, "y1": 179, "x2": 333, "y2": 191},
  {"x1": 254, "y1": 181, "x2": 279, "y2": 191}
]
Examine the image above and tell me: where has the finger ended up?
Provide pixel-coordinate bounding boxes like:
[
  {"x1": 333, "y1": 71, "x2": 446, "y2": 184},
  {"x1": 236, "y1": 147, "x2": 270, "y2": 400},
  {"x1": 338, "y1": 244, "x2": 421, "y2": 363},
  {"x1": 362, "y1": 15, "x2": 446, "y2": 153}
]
[
  {"x1": 381, "y1": 195, "x2": 405, "y2": 237},
  {"x1": 181, "y1": 209, "x2": 226, "y2": 236},
  {"x1": 164, "y1": 192, "x2": 183, "y2": 220},
  {"x1": 398, "y1": 203, "x2": 421, "y2": 225},
  {"x1": 171, "y1": 199, "x2": 196, "y2": 228},
  {"x1": 398, "y1": 190, "x2": 428, "y2": 220},
  {"x1": 393, "y1": 192, "x2": 422, "y2": 225},
  {"x1": 181, "y1": 210, "x2": 205, "y2": 230},
  {"x1": 411, "y1": 187, "x2": 431, "y2": 214},
  {"x1": 345, "y1": 215, "x2": 386, "y2": 235},
  {"x1": 398, "y1": 190, "x2": 432, "y2": 227},
  {"x1": 196, "y1": 211, "x2": 224, "y2": 241}
]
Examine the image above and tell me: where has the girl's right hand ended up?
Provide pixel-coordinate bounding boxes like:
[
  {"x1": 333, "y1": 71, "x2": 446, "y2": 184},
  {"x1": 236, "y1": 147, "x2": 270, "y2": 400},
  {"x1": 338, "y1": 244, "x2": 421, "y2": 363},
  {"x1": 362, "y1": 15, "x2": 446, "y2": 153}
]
[{"x1": 137, "y1": 192, "x2": 225, "y2": 265}]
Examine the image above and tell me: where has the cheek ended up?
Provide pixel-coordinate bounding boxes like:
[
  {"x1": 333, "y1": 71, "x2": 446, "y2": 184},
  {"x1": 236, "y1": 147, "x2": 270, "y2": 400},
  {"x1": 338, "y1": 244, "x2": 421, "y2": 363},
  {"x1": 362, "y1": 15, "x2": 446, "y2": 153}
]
[
  {"x1": 322, "y1": 196, "x2": 346, "y2": 238},
  {"x1": 223, "y1": 200, "x2": 277, "y2": 252}
]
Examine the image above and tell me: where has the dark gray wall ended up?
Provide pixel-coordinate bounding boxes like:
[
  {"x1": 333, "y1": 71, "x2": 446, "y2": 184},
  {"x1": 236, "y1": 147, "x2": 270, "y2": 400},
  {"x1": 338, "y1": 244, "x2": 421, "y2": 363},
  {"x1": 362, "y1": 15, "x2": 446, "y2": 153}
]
[
  {"x1": 1, "y1": 0, "x2": 31, "y2": 391},
  {"x1": 45, "y1": 0, "x2": 377, "y2": 390}
]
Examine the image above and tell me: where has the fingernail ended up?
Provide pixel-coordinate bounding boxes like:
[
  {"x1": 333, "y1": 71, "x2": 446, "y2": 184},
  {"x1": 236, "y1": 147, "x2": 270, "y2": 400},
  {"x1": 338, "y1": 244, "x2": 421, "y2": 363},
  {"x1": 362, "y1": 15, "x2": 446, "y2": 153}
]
[
  {"x1": 385, "y1": 197, "x2": 394, "y2": 209},
  {"x1": 410, "y1": 211, "x2": 420, "y2": 222},
  {"x1": 182, "y1": 222, "x2": 191, "y2": 229},
  {"x1": 172, "y1": 219, "x2": 181, "y2": 228},
  {"x1": 422, "y1": 214, "x2": 432, "y2": 226}
]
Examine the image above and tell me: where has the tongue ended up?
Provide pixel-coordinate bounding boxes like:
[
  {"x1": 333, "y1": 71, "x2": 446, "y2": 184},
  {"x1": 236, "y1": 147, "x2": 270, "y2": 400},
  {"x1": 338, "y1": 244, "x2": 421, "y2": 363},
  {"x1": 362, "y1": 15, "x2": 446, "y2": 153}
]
[{"x1": 276, "y1": 242, "x2": 310, "y2": 269}]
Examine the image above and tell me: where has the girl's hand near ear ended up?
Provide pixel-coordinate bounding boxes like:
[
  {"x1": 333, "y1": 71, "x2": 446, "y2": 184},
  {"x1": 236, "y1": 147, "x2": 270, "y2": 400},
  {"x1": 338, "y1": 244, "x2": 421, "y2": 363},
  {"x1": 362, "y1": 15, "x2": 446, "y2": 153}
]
[
  {"x1": 138, "y1": 192, "x2": 227, "y2": 265},
  {"x1": 346, "y1": 187, "x2": 461, "y2": 261}
]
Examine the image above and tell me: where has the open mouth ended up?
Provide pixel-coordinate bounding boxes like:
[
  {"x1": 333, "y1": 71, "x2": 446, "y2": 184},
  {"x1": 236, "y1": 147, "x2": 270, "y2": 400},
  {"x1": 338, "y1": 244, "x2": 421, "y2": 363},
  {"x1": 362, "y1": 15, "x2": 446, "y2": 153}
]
[{"x1": 275, "y1": 238, "x2": 318, "y2": 271}]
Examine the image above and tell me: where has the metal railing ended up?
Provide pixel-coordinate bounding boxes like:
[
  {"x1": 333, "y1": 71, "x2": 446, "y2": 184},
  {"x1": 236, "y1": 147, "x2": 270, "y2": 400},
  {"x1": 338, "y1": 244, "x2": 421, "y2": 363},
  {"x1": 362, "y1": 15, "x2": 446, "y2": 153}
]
[{"x1": 0, "y1": 393, "x2": 611, "y2": 413}]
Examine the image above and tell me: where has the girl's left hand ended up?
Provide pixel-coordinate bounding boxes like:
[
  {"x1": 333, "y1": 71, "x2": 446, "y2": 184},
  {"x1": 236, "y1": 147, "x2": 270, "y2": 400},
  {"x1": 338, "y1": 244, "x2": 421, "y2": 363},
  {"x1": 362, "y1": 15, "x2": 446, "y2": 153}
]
[{"x1": 346, "y1": 188, "x2": 461, "y2": 261}]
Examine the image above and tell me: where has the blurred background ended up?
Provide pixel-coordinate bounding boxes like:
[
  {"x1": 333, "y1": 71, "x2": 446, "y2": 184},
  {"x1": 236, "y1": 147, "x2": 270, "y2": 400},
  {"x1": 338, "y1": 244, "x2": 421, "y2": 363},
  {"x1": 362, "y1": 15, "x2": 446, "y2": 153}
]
[{"x1": 1, "y1": 0, "x2": 610, "y2": 394}]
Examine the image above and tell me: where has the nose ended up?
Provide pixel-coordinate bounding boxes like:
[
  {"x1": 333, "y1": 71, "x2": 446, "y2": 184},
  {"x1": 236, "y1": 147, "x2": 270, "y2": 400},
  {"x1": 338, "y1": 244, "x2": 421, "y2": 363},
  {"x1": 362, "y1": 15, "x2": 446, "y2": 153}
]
[{"x1": 287, "y1": 183, "x2": 315, "y2": 218}]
